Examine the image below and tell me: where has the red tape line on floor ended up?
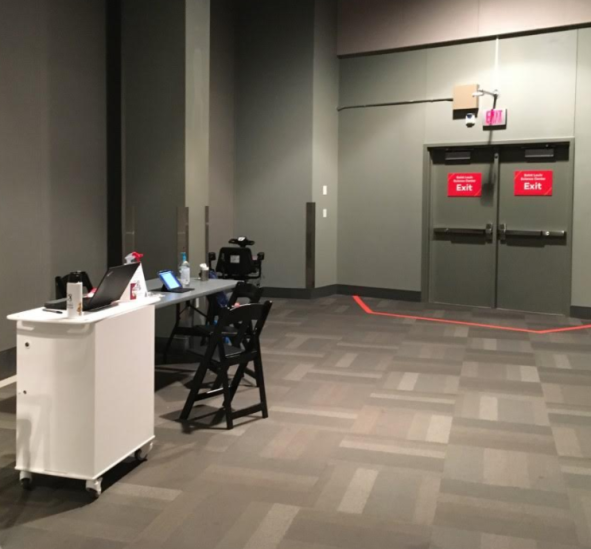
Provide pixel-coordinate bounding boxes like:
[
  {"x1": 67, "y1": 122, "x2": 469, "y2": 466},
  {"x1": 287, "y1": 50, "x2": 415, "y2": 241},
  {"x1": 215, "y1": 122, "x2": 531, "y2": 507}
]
[{"x1": 352, "y1": 295, "x2": 591, "y2": 335}]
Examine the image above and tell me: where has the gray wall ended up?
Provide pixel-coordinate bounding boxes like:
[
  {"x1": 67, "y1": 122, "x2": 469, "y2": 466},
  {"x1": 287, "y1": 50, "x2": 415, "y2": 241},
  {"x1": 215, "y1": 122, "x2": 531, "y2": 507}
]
[
  {"x1": 209, "y1": 0, "x2": 235, "y2": 256},
  {"x1": 312, "y1": 0, "x2": 340, "y2": 288},
  {"x1": 572, "y1": 28, "x2": 591, "y2": 307},
  {"x1": 338, "y1": 0, "x2": 591, "y2": 55},
  {"x1": 0, "y1": 0, "x2": 107, "y2": 352},
  {"x1": 235, "y1": 0, "x2": 315, "y2": 289},
  {"x1": 425, "y1": 34, "x2": 577, "y2": 144},
  {"x1": 122, "y1": 0, "x2": 186, "y2": 279},
  {"x1": 338, "y1": 104, "x2": 425, "y2": 291},
  {"x1": 123, "y1": 0, "x2": 211, "y2": 335},
  {"x1": 338, "y1": 30, "x2": 591, "y2": 307}
]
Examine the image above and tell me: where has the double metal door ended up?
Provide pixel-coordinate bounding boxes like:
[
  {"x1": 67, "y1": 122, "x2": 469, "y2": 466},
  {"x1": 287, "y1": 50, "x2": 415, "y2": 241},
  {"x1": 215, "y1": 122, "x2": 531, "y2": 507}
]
[{"x1": 428, "y1": 143, "x2": 573, "y2": 315}]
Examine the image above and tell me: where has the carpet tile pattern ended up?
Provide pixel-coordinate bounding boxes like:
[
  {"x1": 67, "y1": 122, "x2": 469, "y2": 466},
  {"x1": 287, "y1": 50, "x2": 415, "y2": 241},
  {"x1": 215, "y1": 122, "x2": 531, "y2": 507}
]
[{"x1": 1, "y1": 296, "x2": 591, "y2": 548}]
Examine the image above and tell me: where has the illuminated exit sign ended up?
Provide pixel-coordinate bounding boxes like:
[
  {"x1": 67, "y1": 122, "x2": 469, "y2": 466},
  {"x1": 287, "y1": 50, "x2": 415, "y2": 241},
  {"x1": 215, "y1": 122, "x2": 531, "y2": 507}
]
[{"x1": 484, "y1": 109, "x2": 507, "y2": 128}]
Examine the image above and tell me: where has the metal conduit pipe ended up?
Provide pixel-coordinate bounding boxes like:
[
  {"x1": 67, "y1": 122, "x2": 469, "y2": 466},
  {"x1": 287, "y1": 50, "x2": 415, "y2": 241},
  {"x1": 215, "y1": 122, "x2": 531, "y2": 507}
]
[{"x1": 337, "y1": 97, "x2": 453, "y2": 112}]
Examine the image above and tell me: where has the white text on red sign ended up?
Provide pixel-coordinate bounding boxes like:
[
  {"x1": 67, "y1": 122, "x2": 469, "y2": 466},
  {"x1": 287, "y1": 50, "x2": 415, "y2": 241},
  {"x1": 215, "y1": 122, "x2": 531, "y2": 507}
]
[{"x1": 448, "y1": 173, "x2": 483, "y2": 197}]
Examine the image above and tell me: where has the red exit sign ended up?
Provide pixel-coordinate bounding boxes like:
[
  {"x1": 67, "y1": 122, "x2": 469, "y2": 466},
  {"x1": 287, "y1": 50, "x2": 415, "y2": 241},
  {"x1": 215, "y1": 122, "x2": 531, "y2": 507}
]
[
  {"x1": 448, "y1": 173, "x2": 482, "y2": 197},
  {"x1": 514, "y1": 171, "x2": 553, "y2": 196},
  {"x1": 484, "y1": 109, "x2": 507, "y2": 128}
]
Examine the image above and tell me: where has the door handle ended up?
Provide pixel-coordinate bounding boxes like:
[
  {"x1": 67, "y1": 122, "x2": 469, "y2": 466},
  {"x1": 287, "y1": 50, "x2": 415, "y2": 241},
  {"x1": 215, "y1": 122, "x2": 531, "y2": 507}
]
[
  {"x1": 498, "y1": 225, "x2": 567, "y2": 240},
  {"x1": 434, "y1": 227, "x2": 487, "y2": 236},
  {"x1": 506, "y1": 230, "x2": 567, "y2": 239},
  {"x1": 506, "y1": 229, "x2": 542, "y2": 237},
  {"x1": 541, "y1": 230, "x2": 567, "y2": 238},
  {"x1": 485, "y1": 223, "x2": 494, "y2": 239}
]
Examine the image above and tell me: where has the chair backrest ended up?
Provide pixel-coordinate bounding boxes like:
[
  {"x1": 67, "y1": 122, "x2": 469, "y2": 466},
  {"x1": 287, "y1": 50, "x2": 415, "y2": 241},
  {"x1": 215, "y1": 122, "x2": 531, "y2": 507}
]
[
  {"x1": 208, "y1": 301, "x2": 273, "y2": 362},
  {"x1": 228, "y1": 282, "x2": 263, "y2": 307},
  {"x1": 55, "y1": 271, "x2": 93, "y2": 299},
  {"x1": 204, "y1": 282, "x2": 263, "y2": 327},
  {"x1": 216, "y1": 247, "x2": 255, "y2": 279}
]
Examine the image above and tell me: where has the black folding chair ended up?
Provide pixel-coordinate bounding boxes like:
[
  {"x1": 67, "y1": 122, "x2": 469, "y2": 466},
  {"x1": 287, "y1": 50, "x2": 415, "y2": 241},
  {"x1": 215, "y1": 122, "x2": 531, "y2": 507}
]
[
  {"x1": 180, "y1": 301, "x2": 272, "y2": 429},
  {"x1": 161, "y1": 282, "x2": 263, "y2": 365},
  {"x1": 201, "y1": 283, "x2": 264, "y2": 385},
  {"x1": 197, "y1": 282, "x2": 264, "y2": 341}
]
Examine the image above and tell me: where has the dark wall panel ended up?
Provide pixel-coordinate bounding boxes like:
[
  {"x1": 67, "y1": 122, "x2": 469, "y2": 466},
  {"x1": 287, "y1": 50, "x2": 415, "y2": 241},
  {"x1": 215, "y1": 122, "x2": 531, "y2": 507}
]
[{"x1": 0, "y1": 0, "x2": 107, "y2": 351}]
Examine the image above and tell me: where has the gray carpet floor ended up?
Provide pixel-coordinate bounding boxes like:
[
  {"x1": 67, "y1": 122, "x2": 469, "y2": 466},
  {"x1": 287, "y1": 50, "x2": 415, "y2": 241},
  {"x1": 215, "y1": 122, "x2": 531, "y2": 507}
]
[{"x1": 1, "y1": 295, "x2": 591, "y2": 549}]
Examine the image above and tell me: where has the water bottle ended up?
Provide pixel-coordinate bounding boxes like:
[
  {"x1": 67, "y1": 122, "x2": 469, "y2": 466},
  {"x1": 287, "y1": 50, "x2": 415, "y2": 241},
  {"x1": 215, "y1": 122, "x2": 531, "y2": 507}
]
[
  {"x1": 67, "y1": 282, "x2": 83, "y2": 318},
  {"x1": 179, "y1": 252, "x2": 191, "y2": 287}
]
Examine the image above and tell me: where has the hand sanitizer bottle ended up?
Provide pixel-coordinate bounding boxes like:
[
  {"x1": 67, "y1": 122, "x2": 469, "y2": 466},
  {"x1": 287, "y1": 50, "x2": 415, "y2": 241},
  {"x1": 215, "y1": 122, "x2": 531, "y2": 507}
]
[{"x1": 179, "y1": 252, "x2": 191, "y2": 287}]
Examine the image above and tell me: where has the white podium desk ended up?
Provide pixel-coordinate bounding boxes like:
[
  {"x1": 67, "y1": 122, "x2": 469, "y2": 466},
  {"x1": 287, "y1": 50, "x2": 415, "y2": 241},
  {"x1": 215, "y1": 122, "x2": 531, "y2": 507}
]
[{"x1": 7, "y1": 297, "x2": 160, "y2": 497}]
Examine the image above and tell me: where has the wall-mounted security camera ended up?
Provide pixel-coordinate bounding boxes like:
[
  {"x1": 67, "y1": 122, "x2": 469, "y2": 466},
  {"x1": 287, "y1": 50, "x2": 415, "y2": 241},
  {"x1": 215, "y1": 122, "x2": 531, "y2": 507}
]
[{"x1": 465, "y1": 113, "x2": 477, "y2": 128}]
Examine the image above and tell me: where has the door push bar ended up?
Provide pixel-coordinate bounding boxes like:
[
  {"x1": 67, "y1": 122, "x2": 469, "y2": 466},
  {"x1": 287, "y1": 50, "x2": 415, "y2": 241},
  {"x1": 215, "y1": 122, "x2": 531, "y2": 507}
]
[
  {"x1": 434, "y1": 223, "x2": 494, "y2": 240},
  {"x1": 433, "y1": 227, "x2": 485, "y2": 236},
  {"x1": 498, "y1": 223, "x2": 567, "y2": 241}
]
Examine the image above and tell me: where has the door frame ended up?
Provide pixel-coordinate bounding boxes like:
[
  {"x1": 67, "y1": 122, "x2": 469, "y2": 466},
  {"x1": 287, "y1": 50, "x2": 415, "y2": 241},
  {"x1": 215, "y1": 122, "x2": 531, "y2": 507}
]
[{"x1": 421, "y1": 138, "x2": 575, "y2": 313}]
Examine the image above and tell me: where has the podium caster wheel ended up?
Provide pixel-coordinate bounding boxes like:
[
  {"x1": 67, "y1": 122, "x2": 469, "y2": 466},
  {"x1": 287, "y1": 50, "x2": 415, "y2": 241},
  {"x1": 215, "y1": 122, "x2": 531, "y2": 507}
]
[
  {"x1": 135, "y1": 441, "x2": 154, "y2": 462},
  {"x1": 19, "y1": 471, "x2": 33, "y2": 490},
  {"x1": 85, "y1": 478, "x2": 102, "y2": 499}
]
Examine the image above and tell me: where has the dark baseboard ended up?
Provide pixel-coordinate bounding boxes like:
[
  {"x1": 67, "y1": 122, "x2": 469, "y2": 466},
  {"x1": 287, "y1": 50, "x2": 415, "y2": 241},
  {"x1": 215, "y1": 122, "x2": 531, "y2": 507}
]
[
  {"x1": 0, "y1": 347, "x2": 16, "y2": 382},
  {"x1": 263, "y1": 285, "x2": 339, "y2": 300},
  {"x1": 262, "y1": 287, "x2": 318, "y2": 299},
  {"x1": 570, "y1": 306, "x2": 591, "y2": 320},
  {"x1": 313, "y1": 285, "x2": 339, "y2": 299},
  {"x1": 262, "y1": 285, "x2": 421, "y2": 302},
  {"x1": 337, "y1": 285, "x2": 421, "y2": 302}
]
